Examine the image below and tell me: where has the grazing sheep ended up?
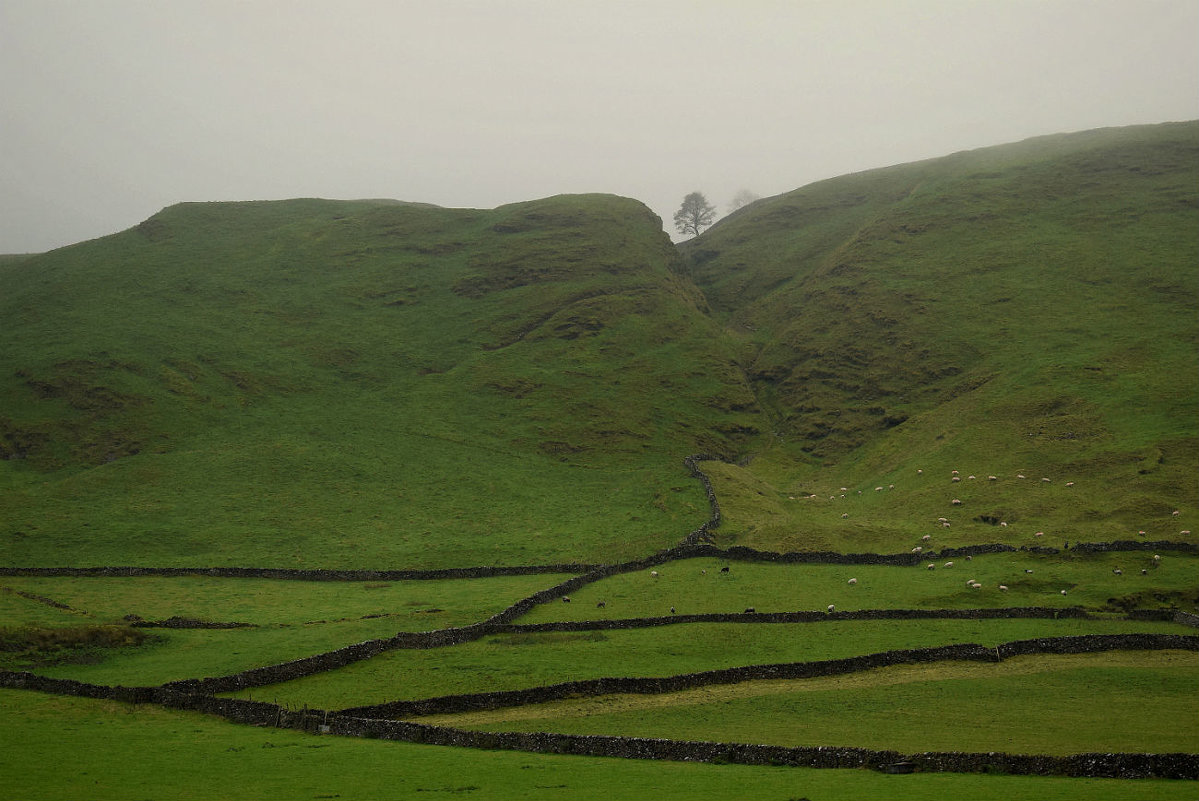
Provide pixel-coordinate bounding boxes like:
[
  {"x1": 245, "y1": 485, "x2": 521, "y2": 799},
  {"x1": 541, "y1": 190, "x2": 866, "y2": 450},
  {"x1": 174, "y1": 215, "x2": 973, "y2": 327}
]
[
  {"x1": 1142, "y1": 569, "x2": 1148, "y2": 575},
  {"x1": 1153, "y1": 554, "x2": 1161, "y2": 561},
  {"x1": 827, "y1": 604, "x2": 835, "y2": 613},
  {"x1": 1042, "y1": 478, "x2": 1051, "y2": 483},
  {"x1": 1173, "y1": 510, "x2": 1181, "y2": 517},
  {"x1": 701, "y1": 569, "x2": 707, "y2": 575},
  {"x1": 966, "y1": 579, "x2": 976, "y2": 586},
  {"x1": 952, "y1": 470, "x2": 959, "y2": 475},
  {"x1": 988, "y1": 476, "x2": 997, "y2": 481},
  {"x1": 1035, "y1": 531, "x2": 1044, "y2": 537},
  {"x1": 841, "y1": 513, "x2": 849, "y2": 519},
  {"x1": 670, "y1": 607, "x2": 676, "y2": 614},
  {"x1": 1113, "y1": 568, "x2": 1123, "y2": 575},
  {"x1": 848, "y1": 578, "x2": 858, "y2": 585},
  {"x1": 968, "y1": 475, "x2": 976, "y2": 480},
  {"x1": 944, "y1": 561, "x2": 954, "y2": 568},
  {"x1": 1017, "y1": 474, "x2": 1026, "y2": 479},
  {"x1": 876, "y1": 486, "x2": 884, "y2": 491},
  {"x1": 1065, "y1": 482, "x2": 1075, "y2": 487},
  {"x1": 1061, "y1": 590, "x2": 1067, "y2": 595},
  {"x1": 1000, "y1": 521, "x2": 1008, "y2": 527},
  {"x1": 927, "y1": 563, "x2": 936, "y2": 570},
  {"x1": 938, "y1": 517, "x2": 949, "y2": 523},
  {"x1": 970, "y1": 582, "x2": 982, "y2": 589},
  {"x1": 952, "y1": 499, "x2": 962, "y2": 505},
  {"x1": 922, "y1": 534, "x2": 931, "y2": 541},
  {"x1": 1138, "y1": 530, "x2": 1146, "y2": 537},
  {"x1": 999, "y1": 585, "x2": 1008, "y2": 591},
  {"x1": 965, "y1": 555, "x2": 973, "y2": 561},
  {"x1": 952, "y1": 476, "x2": 961, "y2": 482},
  {"x1": 1024, "y1": 569, "x2": 1033, "y2": 573},
  {"x1": 1182, "y1": 530, "x2": 1192, "y2": 535},
  {"x1": 913, "y1": 546, "x2": 923, "y2": 553},
  {"x1": 889, "y1": 484, "x2": 895, "y2": 489},
  {"x1": 596, "y1": 601, "x2": 606, "y2": 608},
  {"x1": 918, "y1": 469, "x2": 923, "y2": 474},
  {"x1": 942, "y1": 521, "x2": 951, "y2": 528},
  {"x1": 744, "y1": 607, "x2": 755, "y2": 614},
  {"x1": 562, "y1": 596, "x2": 571, "y2": 603},
  {"x1": 651, "y1": 570, "x2": 659, "y2": 578}
]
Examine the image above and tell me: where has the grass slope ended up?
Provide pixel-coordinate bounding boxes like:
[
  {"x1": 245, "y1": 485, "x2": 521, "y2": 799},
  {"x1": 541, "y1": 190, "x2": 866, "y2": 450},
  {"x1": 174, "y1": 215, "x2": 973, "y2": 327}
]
[
  {"x1": 681, "y1": 121, "x2": 1199, "y2": 552},
  {"x1": 0, "y1": 195, "x2": 754, "y2": 568}
]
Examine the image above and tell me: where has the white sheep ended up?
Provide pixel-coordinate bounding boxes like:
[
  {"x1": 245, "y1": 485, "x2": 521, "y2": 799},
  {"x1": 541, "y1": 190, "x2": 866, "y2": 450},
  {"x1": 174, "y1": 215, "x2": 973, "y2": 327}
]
[
  {"x1": 841, "y1": 513, "x2": 849, "y2": 519},
  {"x1": 999, "y1": 585, "x2": 1008, "y2": 591},
  {"x1": 988, "y1": 475, "x2": 997, "y2": 481},
  {"x1": 927, "y1": 563, "x2": 936, "y2": 570},
  {"x1": 952, "y1": 476, "x2": 961, "y2": 482},
  {"x1": 1173, "y1": 510, "x2": 1181, "y2": 517},
  {"x1": 650, "y1": 570, "x2": 659, "y2": 578},
  {"x1": 827, "y1": 604, "x2": 835, "y2": 613},
  {"x1": 1061, "y1": 589, "x2": 1067, "y2": 595},
  {"x1": 848, "y1": 578, "x2": 858, "y2": 585},
  {"x1": 951, "y1": 499, "x2": 962, "y2": 505},
  {"x1": 1035, "y1": 531, "x2": 1044, "y2": 537},
  {"x1": 944, "y1": 561, "x2": 954, "y2": 568},
  {"x1": 1000, "y1": 521, "x2": 1008, "y2": 527},
  {"x1": 922, "y1": 534, "x2": 931, "y2": 541},
  {"x1": 1153, "y1": 554, "x2": 1161, "y2": 561}
]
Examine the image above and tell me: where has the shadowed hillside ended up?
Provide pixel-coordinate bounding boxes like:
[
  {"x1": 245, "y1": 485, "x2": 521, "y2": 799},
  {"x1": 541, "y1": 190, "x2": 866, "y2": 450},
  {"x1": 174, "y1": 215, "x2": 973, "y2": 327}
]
[{"x1": 680, "y1": 121, "x2": 1198, "y2": 553}]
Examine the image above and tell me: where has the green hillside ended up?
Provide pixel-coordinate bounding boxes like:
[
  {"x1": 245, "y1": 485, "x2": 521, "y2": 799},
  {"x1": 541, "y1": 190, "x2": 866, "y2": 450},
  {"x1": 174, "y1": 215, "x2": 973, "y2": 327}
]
[
  {"x1": 681, "y1": 121, "x2": 1199, "y2": 553},
  {"x1": 0, "y1": 195, "x2": 755, "y2": 568},
  {"x1": 1, "y1": 122, "x2": 1197, "y2": 569}
]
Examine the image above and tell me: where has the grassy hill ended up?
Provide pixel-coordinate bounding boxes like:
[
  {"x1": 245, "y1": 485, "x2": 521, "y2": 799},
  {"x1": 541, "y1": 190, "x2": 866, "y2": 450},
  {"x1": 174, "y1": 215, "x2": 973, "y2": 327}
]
[
  {"x1": 680, "y1": 121, "x2": 1199, "y2": 554},
  {"x1": 1, "y1": 122, "x2": 1196, "y2": 569},
  {"x1": 0, "y1": 195, "x2": 755, "y2": 568}
]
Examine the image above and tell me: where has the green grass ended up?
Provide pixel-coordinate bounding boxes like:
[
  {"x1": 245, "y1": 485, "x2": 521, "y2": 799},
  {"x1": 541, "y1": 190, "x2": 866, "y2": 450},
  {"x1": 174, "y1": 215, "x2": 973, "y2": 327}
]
[
  {"x1": 7, "y1": 690, "x2": 1195, "y2": 801},
  {"x1": 0, "y1": 195, "x2": 740, "y2": 569},
  {"x1": 0, "y1": 573, "x2": 570, "y2": 683},
  {"x1": 515, "y1": 553, "x2": 1199, "y2": 621},
  {"x1": 224, "y1": 618, "x2": 1191, "y2": 710},
  {"x1": 426, "y1": 652, "x2": 1199, "y2": 756},
  {"x1": 2, "y1": 124, "x2": 1198, "y2": 797},
  {"x1": 683, "y1": 121, "x2": 1198, "y2": 553}
]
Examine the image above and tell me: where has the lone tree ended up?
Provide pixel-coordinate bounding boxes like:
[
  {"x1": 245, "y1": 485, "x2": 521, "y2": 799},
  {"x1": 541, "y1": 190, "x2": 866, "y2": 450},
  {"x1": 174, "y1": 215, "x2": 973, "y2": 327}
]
[{"x1": 673, "y1": 191, "x2": 717, "y2": 237}]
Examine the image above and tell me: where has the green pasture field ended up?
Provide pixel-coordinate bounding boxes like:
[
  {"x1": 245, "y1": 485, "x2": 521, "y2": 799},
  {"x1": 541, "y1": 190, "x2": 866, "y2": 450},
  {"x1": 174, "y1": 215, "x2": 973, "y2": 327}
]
[
  {"x1": 0, "y1": 573, "x2": 572, "y2": 627},
  {"x1": 4, "y1": 689, "x2": 1196, "y2": 801},
  {"x1": 0, "y1": 573, "x2": 569, "y2": 683},
  {"x1": 423, "y1": 651, "x2": 1199, "y2": 756},
  {"x1": 517, "y1": 552, "x2": 1199, "y2": 622},
  {"x1": 224, "y1": 618, "x2": 1191, "y2": 710},
  {"x1": 699, "y1": 458, "x2": 1198, "y2": 556}
]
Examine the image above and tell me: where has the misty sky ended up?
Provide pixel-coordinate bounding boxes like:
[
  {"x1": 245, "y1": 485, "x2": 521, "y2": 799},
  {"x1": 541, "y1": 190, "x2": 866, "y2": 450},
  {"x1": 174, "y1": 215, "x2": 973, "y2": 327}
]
[{"x1": 2, "y1": 0, "x2": 1197, "y2": 253}]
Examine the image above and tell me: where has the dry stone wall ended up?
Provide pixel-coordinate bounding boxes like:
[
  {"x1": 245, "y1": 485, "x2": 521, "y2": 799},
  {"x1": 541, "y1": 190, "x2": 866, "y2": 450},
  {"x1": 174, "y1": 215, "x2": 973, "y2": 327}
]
[{"x1": 3, "y1": 659, "x2": 1197, "y2": 780}]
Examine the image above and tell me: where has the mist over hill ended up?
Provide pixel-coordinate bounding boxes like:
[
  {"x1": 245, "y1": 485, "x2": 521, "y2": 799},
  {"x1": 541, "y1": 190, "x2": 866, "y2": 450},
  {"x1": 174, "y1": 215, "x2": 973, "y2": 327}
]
[{"x1": 2, "y1": 122, "x2": 1196, "y2": 568}]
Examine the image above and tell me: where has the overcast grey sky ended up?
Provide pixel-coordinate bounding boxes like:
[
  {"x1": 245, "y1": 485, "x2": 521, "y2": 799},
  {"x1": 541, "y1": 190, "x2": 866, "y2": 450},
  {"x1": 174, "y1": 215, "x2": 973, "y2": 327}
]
[{"x1": 2, "y1": 0, "x2": 1196, "y2": 253}]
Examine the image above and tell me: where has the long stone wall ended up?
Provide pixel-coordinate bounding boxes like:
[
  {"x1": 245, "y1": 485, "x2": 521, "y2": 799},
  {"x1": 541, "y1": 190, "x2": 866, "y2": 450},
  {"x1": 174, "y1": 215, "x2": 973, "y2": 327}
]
[
  {"x1": 338, "y1": 633, "x2": 1199, "y2": 719},
  {"x1": 4, "y1": 651, "x2": 1198, "y2": 780}
]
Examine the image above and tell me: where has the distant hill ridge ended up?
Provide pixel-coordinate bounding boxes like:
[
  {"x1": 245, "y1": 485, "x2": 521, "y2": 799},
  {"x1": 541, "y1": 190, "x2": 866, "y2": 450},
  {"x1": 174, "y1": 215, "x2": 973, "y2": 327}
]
[{"x1": 1, "y1": 121, "x2": 1195, "y2": 568}]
